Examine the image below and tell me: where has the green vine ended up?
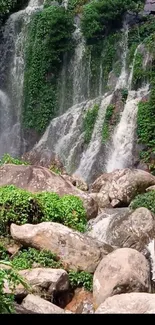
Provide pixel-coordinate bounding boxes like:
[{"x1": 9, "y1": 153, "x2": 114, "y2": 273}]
[
  {"x1": 83, "y1": 104, "x2": 99, "y2": 144},
  {"x1": 22, "y1": 6, "x2": 74, "y2": 134},
  {"x1": 102, "y1": 104, "x2": 116, "y2": 143}
]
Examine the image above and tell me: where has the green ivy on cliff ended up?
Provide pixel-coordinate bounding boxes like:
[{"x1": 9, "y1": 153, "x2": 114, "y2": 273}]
[
  {"x1": 22, "y1": 6, "x2": 75, "y2": 134},
  {"x1": 83, "y1": 104, "x2": 99, "y2": 144},
  {"x1": 102, "y1": 104, "x2": 118, "y2": 143}
]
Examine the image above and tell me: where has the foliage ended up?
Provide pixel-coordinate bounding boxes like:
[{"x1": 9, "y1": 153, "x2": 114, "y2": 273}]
[
  {"x1": 49, "y1": 165, "x2": 61, "y2": 175},
  {"x1": 83, "y1": 104, "x2": 99, "y2": 144},
  {"x1": 68, "y1": 270, "x2": 93, "y2": 292},
  {"x1": 121, "y1": 88, "x2": 128, "y2": 102},
  {"x1": 11, "y1": 248, "x2": 62, "y2": 270},
  {"x1": 0, "y1": 153, "x2": 29, "y2": 166},
  {"x1": 0, "y1": 185, "x2": 87, "y2": 234},
  {"x1": 36, "y1": 192, "x2": 87, "y2": 232},
  {"x1": 0, "y1": 185, "x2": 43, "y2": 235},
  {"x1": 68, "y1": 0, "x2": 89, "y2": 14},
  {"x1": 130, "y1": 191, "x2": 155, "y2": 215},
  {"x1": 132, "y1": 52, "x2": 144, "y2": 90},
  {"x1": 0, "y1": 262, "x2": 30, "y2": 314},
  {"x1": 102, "y1": 104, "x2": 115, "y2": 143},
  {"x1": 23, "y1": 6, "x2": 75, "y2": 134},
  {"x1": 81, "y1": 0, "x2": 144, "y2": 43}
]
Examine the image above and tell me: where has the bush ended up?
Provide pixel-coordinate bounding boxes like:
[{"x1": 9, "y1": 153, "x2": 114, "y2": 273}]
[
  {"x1": 0, "y1": 185, "x2": 43, "y2": 235},
  {"x1": 81, "y1": 0, "x2": 144, "y2": 42},
  {"x1": 11, "y1": 248, "x2": 62, "y2": 270},
  {"x1": 68, "y1": 270, "x2": 93, "y2": 291},
  {"x1": 36, "y1": 192, "x2": 87, "y2": 232},
  {"x1": 0, "y1": 154, "x2": 29, "y2": 166},
  {"x1": 0, "y1": 262, "x2": 30, "y2": 314},
  {"x1": 130, "y1": 191, "x2": 155, "y2": 214},
  {"x1": 0, "y1": 185, "x2": 87, "y2": 234}
]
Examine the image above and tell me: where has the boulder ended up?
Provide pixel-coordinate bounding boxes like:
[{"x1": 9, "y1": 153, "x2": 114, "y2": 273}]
[
  {"x1": 62, "y1": 174, "x2": 88, "y2": 192},
  {"x1": 10, "y1": 222, "x2": 113, "y2": 272},
  {"x1": 65, "y1": 288, "x2": 94, "y2": 314},
  {"x1": 22, "y1": 294, "x2": 65, "y2": 314},
  {"x1": 93, "y1": 247, "x2": 150, "y2": 309},
  {"x1": 146, "y1": 185, "x2": 155, "y2": 192},
  {"x1": 90, "y1": 168, "x2": 155, "y2": 208},
  {"x1": 4, "y1": 268, "x2": 69, "y2": 299},
  {"x1": 0, "y1": 164, "x2": 98, "y2": 220},
  {"x1": 95, "y1": 292, "x2": 155, "y2": 314},
  {"x1": 87, "y1": 207, "x2": 155, "y2": 251}
]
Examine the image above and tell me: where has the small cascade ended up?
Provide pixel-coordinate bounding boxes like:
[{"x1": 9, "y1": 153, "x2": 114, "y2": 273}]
[
  {"x1": 147, "y1": 239, "x2": 155, "y2": 285},
  {"x1": 106, "y1": 84, "x2": 149, "y2": 173},
  {"x1": 75, "y1": 94, "x2": 112, "y2": 180},
  {"x1": 115, "y1": 23, "x2": 129, "y2": 90},
  {"x1": 0, "y1": 0, "x2": 43, "y2": 157}
]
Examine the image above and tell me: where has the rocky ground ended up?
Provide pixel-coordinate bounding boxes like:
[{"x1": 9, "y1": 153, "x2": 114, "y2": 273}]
[{"x1": 0, "y1": 162, "x2": 155, "y2": 314}]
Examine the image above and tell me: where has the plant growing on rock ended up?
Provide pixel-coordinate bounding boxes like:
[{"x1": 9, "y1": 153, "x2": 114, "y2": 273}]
[
  {"x1": 68, "y1": 270, "x2": 93, "y2": 292},
  {"x1": 0, "y1": 185, "x2": 87, "y2": 234},
  {"x1": 0, "y1": 154, "x2": 29, "y2": 166},
  {"x1": 102, "y1": 104, "x2": 115, "y2": 143},
  {"x1": 83, "y1": 104, "x2": 99, "y2": 144},
  {"x1": 130, "y1": 191, "x2": 155, "y2": 214}
]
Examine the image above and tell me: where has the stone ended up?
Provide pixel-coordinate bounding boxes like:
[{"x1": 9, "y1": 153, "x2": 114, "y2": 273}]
[
  {"x1": 62, "y1": 174, "x2": 88, "y2": 191},
  {"x1": 144, "y1": 0, "x2": 155, "y2": 13},
  {"x1": 87, "y1": 207, "x2": 155, "y2": 251},
  {"x1": 10, "y1": 222, "x2": 113, "y2": 272},
  {"x1": 65, "y1": 288, "x2": 94, "y2": 314},
  {"x1": 90, "y1": 168, "x2": 155, "y2": 208},
  {"x1": 93, "y1": 247, "x2": 150, "y2": 309},
  {"x1": 22, "y1": 294, "x2": 65, "y2": 314},
  {"x1": 4, "y1": 268, "x2": 69, "y2": 299},
  {"x1": 95, "y1": 292, "x2": 155, "y2": 314},
  {"x1": 0, "y1": 164, "x2": 98, "y2": 220},
  {"x1": 146, "y1": 185, "x2": 155, "y2": 192}
]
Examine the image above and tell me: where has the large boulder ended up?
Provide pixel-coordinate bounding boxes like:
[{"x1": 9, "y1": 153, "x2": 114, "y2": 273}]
[
  {"x1": 4, "y1": 268, "x2": 69, "y2": 299},
  {"x1": 10, "y1": 222, "x2": 113, "y2": 272},
  {"x1": 95, "y1": 292, "x2": 155, "y2": 314},
  {"x1": 0, "y1": 164, "x2": 98, "y2": 220},
  {"x1": 93, "y1": 247, "x2": 150, "y2": 309},
  {"x1": 90, "y1": 168, "x2": 155, "y2": 208},
  {"x1": 22, "y1": 294, "x2": 65, "y2": 314},
  {"x1": 87, "y1": 207, "x2": 155, "y2": 251}
]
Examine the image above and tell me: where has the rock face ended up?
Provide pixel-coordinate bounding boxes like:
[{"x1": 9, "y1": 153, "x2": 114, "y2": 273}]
[
  {"x1": 65, "y1": 288, "x2": 94, "y2": 314},
  {"x1": 10, "y1": 222, "x2": 113, "y2": 272},
  {"x1": 87, "y1": 207, "x2": 155, "y2": 251},
  {"x1": 90, "y1": 168, "x2": 155, "y2": 208},
  {"x1": 144, "y1": 0, "x2": 155, "y2": 13},
  {"x1": 93, "y1": 247, "x2": 150, "y2": 309},
  {"x1": 8, "y1": 268, "x2": 69, "y2": 298},
  {"x1": 0, "y1": 164, "x2": 98, "y2": 220},
  {"x1": 95, "y1": 292, "x2": 155, "y2": 314},
  {"x1": 22, "y1": 294, "x2": 65, "y2": 314}
]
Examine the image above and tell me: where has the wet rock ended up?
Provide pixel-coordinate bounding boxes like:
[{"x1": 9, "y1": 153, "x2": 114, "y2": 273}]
[{"x1": 65, "y1": 288, "x2": 94, "y2": 314}]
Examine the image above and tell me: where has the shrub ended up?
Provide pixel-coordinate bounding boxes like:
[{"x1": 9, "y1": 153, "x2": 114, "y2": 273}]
[
  {"x1": 0, "y1": 185, "x2": 87, "y2": 234},
  {"x1": 130, "y1": 191, "x2": 155, "y2": 214},
  {"x1": 0, "y1": 154, "x2": 29, "y2": 166},
  {"x1": 68, "y1": 270, "x2": 93, "y2": 291},
  {"x1": 0, "y1": 185, "x2": 43, "y2": 235}
]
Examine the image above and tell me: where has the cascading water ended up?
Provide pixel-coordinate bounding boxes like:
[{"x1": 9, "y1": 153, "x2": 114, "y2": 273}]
[
  {"x1": 105, "y1": 43, "x2": 150, "y2": 173},
  {"x1": 0, "y1": 0, "x2": 43, "y2": 157}
]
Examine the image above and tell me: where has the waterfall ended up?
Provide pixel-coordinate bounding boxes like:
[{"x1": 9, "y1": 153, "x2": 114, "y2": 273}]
[
  {"x1": 75, "y1": 94, "x2": 112, "y2": 180},
  {"x1": 106, "y1": 84, "x2": 149, "y2": 173},
  {"x1": 115, "y1": 23, "x2": 128, "y2": 90},
  {"x1": 0, "y1": 0, "x2": 43, "y2": 158}
]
